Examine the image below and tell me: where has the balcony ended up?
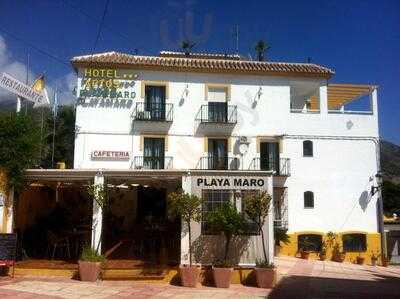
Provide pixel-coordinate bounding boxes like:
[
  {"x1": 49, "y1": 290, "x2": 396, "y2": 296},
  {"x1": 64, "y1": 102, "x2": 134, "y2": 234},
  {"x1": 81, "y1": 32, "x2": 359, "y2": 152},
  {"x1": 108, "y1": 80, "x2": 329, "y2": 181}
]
[
  {"x1": 249, "y1": 157, "x2": 291, "y2": 176},
  {"x1": 197, "y1": 156, "x2": 239, "y2": 170},
  {"x1": 133, "y1": 156, "x2": 173, "y2": 170},
  {"x1": 195, "y1": 104, "x2": 237, "y2": 124},
  {"x1": 132, "y1": 102, "x2": 173, "y2": 122}
]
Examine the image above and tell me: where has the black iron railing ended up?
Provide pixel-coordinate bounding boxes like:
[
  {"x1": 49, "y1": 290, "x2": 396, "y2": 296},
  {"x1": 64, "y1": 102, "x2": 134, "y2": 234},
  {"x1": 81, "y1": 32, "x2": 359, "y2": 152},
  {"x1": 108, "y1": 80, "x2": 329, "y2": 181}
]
[
  {"x1": 195, "y1": 104, "x2": 237, "y2": 124},
  {"x1": 132, "y1": 102, "x2": 173, "y2": 122},
  {"x1": 133, "y1": 156, "x2": 173, "y2": 170},
  {"x1": 249, "y1": 157, "x2": 290, "y2": 176},
  {"x1": 197, "y1": 156, "x2": 239, "y2": 170}
]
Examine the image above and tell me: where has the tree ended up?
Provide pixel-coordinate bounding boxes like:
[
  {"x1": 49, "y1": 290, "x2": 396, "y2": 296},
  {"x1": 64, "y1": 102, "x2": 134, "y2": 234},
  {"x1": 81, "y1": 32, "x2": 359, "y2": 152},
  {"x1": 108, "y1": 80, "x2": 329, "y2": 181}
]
[
  {"x1": 0, "y1": 112, "x2": 41, "y2": 191},
  {"x1": 255, "y1": 40, "x2": 270, "y2": 61},
  {"x1": 382, "y1": 180, "x2": 400, "y2": 215},
  {"x1": 206, "y1": 201, "x2": 245, "y2": 266},
  {"x1": 167, "y1": 190, "x2": 202, "y2": 266},
  {"x1": 243, "y1": 191, "x2": 272, "y2": 261},
  {"x1": 180, "y1": 40, "x2": 196, "y2": 56}
]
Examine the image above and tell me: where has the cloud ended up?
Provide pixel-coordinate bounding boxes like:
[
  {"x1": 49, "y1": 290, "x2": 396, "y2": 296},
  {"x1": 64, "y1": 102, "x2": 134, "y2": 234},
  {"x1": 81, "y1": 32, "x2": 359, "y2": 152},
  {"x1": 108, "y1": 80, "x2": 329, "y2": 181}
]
[{"x1": 0, "y1": 34, "x2": 76, "y2": 107}]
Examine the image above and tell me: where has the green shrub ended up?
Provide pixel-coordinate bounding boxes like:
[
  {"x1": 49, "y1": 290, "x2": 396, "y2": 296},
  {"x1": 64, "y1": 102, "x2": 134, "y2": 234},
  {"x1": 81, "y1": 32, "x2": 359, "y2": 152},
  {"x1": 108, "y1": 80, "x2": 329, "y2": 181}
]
[{"x1": 80, "y1": 245, "x2": 106, "y2": 263}]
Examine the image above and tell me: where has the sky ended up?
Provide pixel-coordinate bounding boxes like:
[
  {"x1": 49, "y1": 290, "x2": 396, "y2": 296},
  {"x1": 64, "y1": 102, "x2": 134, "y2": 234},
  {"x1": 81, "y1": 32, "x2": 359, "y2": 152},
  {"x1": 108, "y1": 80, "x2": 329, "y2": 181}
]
[{"x1": 0, "y1": 0, "x2": 399, "y2": 144}]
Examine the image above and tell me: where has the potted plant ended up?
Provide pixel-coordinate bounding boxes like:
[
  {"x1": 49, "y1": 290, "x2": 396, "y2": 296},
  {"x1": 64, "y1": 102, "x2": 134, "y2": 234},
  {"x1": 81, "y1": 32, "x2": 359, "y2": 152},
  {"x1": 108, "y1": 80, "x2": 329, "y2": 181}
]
[
  {"x1": 206, "y1": 202, "x2": 245, "y2": 288},
  {"x1": 382, "y1": 255, "x2": 389, "y2": 267},
  {"x1": 326, "y1": 232, "x2": 346, "y2": 263},
  {"x1": 254, "y1": 259, "x2": 276, "y2": 289},
  {"x1": 298, "y1": 238, "x2": 313, "y2": 259},
  {"x1": 370, "y1": 252, "x2": 380, "y2": 266},
  {"x1": 319, "y1": 242, "x2": 327, "y2": 261},
  {"x1": 78, "y1": 245, "x2": 106, "y2": 282},
  {"x1": 274, "y1": 227, "x2": 290, "y2": 257},
  {"x1": 167, "y1": 190, "x2": 202, "y2": 287},
  {"x1": 300, "y1": 248, "x2": 310, "y2": 260},
  {"x1": 243, "y1": 191, "x2": 277, "y2": 288},
  {"x1": 356, "y1": 254, "x2": 365, "y2": 265}
]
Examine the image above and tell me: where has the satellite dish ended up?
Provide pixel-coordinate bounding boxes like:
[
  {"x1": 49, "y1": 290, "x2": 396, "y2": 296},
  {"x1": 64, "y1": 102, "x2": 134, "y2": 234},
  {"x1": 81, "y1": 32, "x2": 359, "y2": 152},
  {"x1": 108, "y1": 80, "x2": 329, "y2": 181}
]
[{"x1": 239, "y1": 143, "x2": 248, "y2": 155}]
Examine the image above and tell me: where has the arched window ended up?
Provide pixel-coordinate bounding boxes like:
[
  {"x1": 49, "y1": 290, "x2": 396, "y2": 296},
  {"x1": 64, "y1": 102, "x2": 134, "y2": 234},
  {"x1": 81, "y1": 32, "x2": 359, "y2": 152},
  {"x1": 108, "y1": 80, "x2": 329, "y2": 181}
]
[
  {"x1": 304, "y1": 191, "x2": 314, "y2": 208},
  {"x1": 342, "y1": 233, "x2": 367, "y2": 252},
  {"x1": 303, "y1": 140, "x2": 313, "y2": 157}
]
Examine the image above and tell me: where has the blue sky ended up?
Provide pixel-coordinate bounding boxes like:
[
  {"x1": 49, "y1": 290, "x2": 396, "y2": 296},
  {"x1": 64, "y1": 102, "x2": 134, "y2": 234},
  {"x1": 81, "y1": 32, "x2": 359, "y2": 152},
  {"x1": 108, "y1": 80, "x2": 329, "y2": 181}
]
[{"x1": 0, "y1": 0, "x2": 399, "y2": 144}]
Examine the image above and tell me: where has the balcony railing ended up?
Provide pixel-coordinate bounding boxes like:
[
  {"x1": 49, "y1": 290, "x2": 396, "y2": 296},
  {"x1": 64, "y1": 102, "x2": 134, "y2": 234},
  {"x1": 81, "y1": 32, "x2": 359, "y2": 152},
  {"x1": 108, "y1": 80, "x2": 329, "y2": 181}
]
[
  {"x1": 195, "y1": 104, "x2": 237, "y2": 124},
  {"x1": 133, "y1": 156, "x2": 173, "y2": 170},
  {"x1": 197, "y1": 156, "x2": 239, "y2": 170},
  {"x1": 249, "y1": 157, "x2": 290, "y2": 176},
  {"x1": 132, "y1": 102, "x2": 173, "y2": 122}
]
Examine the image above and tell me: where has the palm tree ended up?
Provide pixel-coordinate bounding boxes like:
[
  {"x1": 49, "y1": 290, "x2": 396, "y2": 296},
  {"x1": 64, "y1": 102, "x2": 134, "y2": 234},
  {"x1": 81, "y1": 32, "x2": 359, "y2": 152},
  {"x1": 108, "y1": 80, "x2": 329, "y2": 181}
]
[
  {"x1": 180, "y1": 40, "x2": 196, "y2": 56},
  {"x1": 255, "y1": 40, "x2": 270, "y2": 61}
]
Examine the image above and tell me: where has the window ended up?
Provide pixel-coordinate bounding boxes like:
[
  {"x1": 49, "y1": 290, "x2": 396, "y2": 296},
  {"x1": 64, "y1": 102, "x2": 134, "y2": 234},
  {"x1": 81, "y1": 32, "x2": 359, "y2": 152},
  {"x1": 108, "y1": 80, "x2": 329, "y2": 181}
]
[
  {"x1": 303, "y1": 140, "x2": 313, "y2": 157},
  {"x1": 207, "y1": 85, "x2": 228, "y2": 122},
  {"x1": 342, "y1": 234, "x2": 367, "y2": 252},
  {"x1": 304, "y1": 191, "x2": 314, "y2": 208},
  {"x1": 143, "y1": 137, "x2": 165, "y2": 169},
  {"x1": 208, "y1": 139, "x2": 228, "y2": 170},
  {"x1": 298, "y1": 234, "x2": 322, "y2": 252},
  {"x1": 201, "y1": 190, "x2": 258, "y2": 235},
  {"x1": 260, "y1": 142, "x2": 280, "y2": 173},
  {"x1": 201, "y1": 190, "x2": 231, "y2": 234},
  {"x1": 145, "y1": 85, "x2": 166, "y2": 120}
]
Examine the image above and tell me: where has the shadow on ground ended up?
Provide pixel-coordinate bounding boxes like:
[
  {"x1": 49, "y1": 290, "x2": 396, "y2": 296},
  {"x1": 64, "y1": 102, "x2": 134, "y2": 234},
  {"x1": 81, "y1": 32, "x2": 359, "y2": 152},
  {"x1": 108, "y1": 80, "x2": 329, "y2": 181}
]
[{"x1": 268, "y1": 272, "x2": 400, "y2": 299}]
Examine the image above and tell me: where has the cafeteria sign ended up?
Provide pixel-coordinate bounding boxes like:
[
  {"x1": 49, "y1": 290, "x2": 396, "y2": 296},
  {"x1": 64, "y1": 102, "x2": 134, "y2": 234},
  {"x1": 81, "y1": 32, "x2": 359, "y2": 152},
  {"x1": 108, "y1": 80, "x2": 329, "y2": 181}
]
[
  {"x1": 0, "y1": 73, "x2": 47, "y2": 106},
  {"x1": 91, "y1": 150, "x2": 130, "y2": 160}
]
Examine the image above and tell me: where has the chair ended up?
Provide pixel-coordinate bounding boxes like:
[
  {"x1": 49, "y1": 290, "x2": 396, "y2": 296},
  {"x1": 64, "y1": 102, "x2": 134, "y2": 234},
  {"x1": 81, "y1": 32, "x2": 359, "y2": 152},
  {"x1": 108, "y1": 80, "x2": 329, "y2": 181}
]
[{"x1": 46, "y1": 231, "x2": 71, "y2": 260}]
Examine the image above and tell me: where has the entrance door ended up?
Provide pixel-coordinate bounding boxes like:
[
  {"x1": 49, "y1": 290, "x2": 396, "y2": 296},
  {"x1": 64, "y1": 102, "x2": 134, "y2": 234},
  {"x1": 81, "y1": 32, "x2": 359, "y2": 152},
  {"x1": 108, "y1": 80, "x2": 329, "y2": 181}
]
[
  {"x1": 260, "y1": 142, "x2": 280, "y2": 174},
  {"x1": 145, "y1": 85, "x2": 166, "y2": 120},
  {"x1": 208, "y1": 139, "x2": 228, "y2": 170},
  {"x1": 144, "y1": 138, "x2": 165, "y2": 169}
]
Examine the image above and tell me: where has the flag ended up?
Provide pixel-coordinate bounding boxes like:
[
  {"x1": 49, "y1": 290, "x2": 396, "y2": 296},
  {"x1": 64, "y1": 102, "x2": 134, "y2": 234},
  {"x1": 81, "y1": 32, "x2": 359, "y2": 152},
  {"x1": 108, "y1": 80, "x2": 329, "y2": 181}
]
[
  {"x1": 31, "y1": 74, "x2": 45, "y2": 92},
  {"x1": 31, "y1": 74, "x2": 50, "y2": 107}
]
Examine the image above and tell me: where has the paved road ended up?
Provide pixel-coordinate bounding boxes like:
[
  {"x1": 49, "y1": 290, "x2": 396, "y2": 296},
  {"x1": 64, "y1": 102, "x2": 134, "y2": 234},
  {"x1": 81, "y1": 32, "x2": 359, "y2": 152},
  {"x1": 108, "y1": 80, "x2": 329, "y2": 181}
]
[{"x1": 0, "y1": 257, "x2": 399, "y2": 298}]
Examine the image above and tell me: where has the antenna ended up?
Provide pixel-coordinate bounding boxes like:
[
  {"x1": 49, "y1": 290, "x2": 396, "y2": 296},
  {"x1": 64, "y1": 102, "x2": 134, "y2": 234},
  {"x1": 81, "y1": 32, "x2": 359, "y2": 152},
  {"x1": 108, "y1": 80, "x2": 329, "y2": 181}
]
[{"x1": 232, "y1": 25, "x2": 239, "y2": 54}]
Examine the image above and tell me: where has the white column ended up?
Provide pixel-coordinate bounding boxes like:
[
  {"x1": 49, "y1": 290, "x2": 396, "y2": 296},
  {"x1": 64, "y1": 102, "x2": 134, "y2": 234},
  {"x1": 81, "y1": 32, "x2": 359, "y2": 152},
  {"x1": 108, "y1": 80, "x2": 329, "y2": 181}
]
[
  {"x1": 319, "y1": 84, "x2": 328, "y2": 115},
  {"x1": 16, "y1": 97, "x2": 21, "y2": 113},
  {"x1": 267, "y1": 176, "x2": 274, "y2": 263},
  {"x1": 91, "y1": 173, "x2": 104, "y2": 253},
  {"x1": 5, "y1": 187, "x2": 14, "y2": 233},
  {"x1": 180, "y1": 174, "x2": 192, "y2": 265}
]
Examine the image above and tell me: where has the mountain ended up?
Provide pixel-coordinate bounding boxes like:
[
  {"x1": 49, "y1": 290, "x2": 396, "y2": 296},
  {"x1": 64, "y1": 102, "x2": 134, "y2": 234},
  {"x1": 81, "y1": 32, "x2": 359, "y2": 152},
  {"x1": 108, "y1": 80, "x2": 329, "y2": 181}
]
[{"x1": 381, "y1": 140, "x2": 400, "y2": 183}]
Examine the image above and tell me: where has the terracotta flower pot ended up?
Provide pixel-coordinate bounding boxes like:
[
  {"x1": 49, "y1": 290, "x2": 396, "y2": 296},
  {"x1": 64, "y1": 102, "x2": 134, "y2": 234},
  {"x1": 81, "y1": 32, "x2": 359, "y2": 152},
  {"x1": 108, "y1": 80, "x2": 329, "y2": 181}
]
[
  {"x1": 212, "y1": 267, "x2": 233, "y2": 288},
  {"x1": 356, "y1": 256, "x2": 365, "y2": 265},
  {"x1": 78, "y1": 261, "x2": 102, "y2": 282},
  {"x1": 319, "y1": 253, "x2": 327, "y2": 261},
  {"x1": 179, "y1": 265, "x2": 200, "y2": 287},
  {"x1": 382, "y1": 258, "x2": 389, "y2": 267},
  {"x1": 371, "y1": 258, "x2": 378, "y2": 266},
  {"x1": 333, "y1": 253, "x2": 345, "y2": 263},
  {"x1": 300, "y1": 251, "x2": 310, "y2": 259},
  {"x1": 274, "y1": 245, "x2": 281, "y2": 257},
  {"x1": 254, "y1": 267, "x2": 276, "y2": 289}
]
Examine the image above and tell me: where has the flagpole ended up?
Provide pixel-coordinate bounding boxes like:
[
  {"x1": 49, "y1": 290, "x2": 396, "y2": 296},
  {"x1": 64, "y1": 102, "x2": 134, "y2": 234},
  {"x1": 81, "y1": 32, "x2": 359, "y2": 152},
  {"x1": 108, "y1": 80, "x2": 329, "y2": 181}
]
[{"x1": 51, "y1": 88, "x2": 57, "y2": 168}]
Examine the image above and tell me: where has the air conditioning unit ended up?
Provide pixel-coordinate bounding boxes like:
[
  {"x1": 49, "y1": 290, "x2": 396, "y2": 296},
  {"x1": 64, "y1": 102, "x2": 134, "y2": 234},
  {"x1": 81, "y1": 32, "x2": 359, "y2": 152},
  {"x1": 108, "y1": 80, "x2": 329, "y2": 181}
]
[{"x1": 239, "y1": 136, "x2": 249, "y2": 144}]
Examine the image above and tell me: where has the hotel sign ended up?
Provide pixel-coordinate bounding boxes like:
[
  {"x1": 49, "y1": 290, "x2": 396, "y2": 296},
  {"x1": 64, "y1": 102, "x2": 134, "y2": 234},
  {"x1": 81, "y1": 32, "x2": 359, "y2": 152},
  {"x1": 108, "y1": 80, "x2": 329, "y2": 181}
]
[
  {"x1": 78, "y1": 68, "x2": 138, "y2": 107},
  {"x1": 91, "y1": 150, "x2": 130, "y2": 160},
  {"x1": 196, "y1": 176, "x2": 266, "y2": 190}
]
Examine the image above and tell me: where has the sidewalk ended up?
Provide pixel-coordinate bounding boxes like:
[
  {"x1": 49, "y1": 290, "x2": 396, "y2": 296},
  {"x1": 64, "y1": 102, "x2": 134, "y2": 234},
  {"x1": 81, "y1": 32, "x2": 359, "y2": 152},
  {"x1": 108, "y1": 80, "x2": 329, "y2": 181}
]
[{"x1": 0, "y1": 257, "x2": 399, "y2": 298}]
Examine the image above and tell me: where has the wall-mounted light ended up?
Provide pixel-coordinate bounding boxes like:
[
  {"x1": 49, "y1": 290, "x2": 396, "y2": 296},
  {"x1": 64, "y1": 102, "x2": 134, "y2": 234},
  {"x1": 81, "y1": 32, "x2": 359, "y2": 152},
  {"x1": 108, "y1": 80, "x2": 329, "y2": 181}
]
[{"x1": 370, "y1": 172, "x2": 383, "y2": 196}]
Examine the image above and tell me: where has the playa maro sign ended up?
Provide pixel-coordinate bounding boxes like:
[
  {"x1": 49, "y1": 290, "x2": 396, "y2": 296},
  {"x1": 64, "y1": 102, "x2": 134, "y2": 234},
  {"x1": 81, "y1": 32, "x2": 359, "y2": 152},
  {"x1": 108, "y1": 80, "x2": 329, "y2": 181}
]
[
  {"x1": 195, "y1": 176, "x2": 267, "y2": 190},
  {"x1": 77, "y1": 68, "x2": 138, "y2": 109}
]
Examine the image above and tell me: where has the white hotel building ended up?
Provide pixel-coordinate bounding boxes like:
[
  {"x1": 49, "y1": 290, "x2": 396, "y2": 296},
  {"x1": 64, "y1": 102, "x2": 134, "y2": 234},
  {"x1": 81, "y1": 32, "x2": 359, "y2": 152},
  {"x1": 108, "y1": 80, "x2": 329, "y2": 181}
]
[{"x1": 15, "y1": 51, "x2": 382, "y2": 268}]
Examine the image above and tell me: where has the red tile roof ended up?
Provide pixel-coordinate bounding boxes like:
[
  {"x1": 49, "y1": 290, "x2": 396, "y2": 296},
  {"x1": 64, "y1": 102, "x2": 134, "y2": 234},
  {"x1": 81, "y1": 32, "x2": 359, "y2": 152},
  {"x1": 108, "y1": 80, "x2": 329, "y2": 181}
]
[{"x1": 71, "y1": 51, "x2": 334, "y2": 78}]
